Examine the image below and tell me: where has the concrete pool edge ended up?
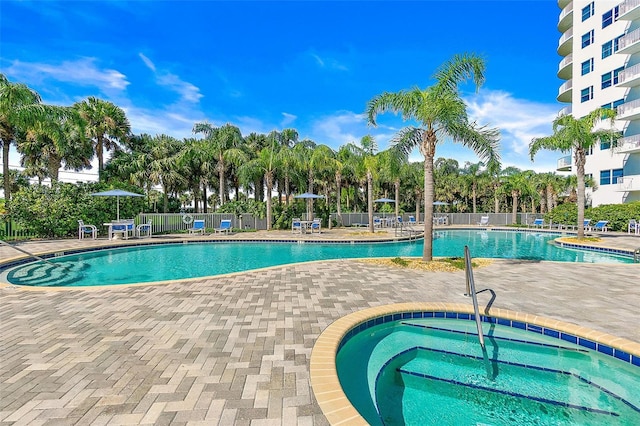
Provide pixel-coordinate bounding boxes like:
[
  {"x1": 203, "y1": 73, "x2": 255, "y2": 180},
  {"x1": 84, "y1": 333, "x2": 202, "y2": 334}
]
[{"x1": 309, "y1": 302, "x2": 640, "y2": 426}]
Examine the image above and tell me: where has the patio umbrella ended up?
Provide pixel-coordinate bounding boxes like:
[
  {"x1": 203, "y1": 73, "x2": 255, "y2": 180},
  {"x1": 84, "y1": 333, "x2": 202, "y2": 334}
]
[
  {"x1": 91, "y1": 189, "x2": 144, "y2": 221},
  {"x1": 374, "y1": 198, "x2": 395, "y2": 203},
  {"x1": 294, "y1": 193, "x2": 325, "y2": 220},
  {"x1": 433, "y1": 201, "x2": 449, "y2": 206}
]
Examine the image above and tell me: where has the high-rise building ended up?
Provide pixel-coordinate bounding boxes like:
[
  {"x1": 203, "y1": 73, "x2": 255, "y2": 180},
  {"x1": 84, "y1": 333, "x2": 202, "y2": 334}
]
[{"x1": 557, "y1": 0, "x2": 640, "y2": 206}]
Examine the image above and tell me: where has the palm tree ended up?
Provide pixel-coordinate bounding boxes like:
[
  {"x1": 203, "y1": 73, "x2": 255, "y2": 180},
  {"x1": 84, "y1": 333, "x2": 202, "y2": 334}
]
[
  {"x1": 530, "y1": 108, "x2": 616, "y2": 238},
  {"x1": 76, "y1": 97, "x2": 130, "y2": 178},
  {"x1": 239, "y1": 142, "x2": 279, "y2": 230},
  {"x1": 137, "y1": 134, "x2": 184, "y2": 212},
  {"x1": 0, "y1": 74, "x2": 43, "y2": 201},
  {"x1": 366, "y1": 53, "x2": 500, "y2": 261},
  {"x1": 18, "y1": 105, "x2": 92, "y2": 183},
  {"x1": 192, "y1": 122, "x2": 246, "y2": 206}
]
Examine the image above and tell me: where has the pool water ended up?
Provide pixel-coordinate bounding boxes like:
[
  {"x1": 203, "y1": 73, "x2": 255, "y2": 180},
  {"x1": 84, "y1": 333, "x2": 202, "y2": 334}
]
[
  {"x1": 2, "y1": 230, "x2": 633, "y2": 287},
  {"x1": 337, "y1": 318, "x2": 640, "y2": 425}
]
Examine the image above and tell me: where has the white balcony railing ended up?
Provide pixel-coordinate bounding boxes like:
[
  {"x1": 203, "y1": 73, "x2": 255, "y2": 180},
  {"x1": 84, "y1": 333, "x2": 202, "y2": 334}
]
[
  {"x1": 559, "y1": 54, "x2": 573, "y2": 70},
  {"x1": 558, "y1": 28, "x2": 573, "y2": 47},
  {"x1": 619, "y1": 0, "x2": 640, "y2": 16},
  {"x1": 617, "y1": 63, "x2": 640, "y2": 85},
  {"x1": 558, "y1": 79, "x2": 572, "y2": 95},
  {"x1": 619, "y1": 28, "x2": 640, "y2": 51},
  {"x1": 558, "y1": 105, "x2": 572, "y2": 117},
  {"x1": 616, "y1": 176, "x2": 640, "y2": 192},
  {"x1": 557, "y1": 155, "x2": 572, "y2": 170},
  {"x1": 615, "y1": 135, "x2": 640, "y2": 152},
  {"x1": 616, "y1": 98, "x2": 640, "y2": 117},
  {"x1": 559, "y1": 2, "x2": 573, "y2": 23}
]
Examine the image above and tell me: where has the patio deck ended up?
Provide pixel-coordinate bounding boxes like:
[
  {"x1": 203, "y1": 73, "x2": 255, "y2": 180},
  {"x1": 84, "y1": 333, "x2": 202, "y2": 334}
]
[{"x1": 0, "y1": 229, "x2": 639, "y2": 425}]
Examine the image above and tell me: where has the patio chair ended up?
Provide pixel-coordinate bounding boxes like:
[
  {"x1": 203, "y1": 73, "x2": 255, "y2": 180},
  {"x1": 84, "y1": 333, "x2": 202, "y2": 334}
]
[
  {"x1": 408, "y1": 215, "x2": 416, "y2": 224},
  {"x1": 78, "y1": 220, "x2": 97, "y2": 240},
  {"x1": 310, "y1": 219, "x2": 321, "y2": 233},
  {"x1": 109, "y1": 220, "x2": 134, "y2": 240},
  {"x1": 583, "y1": 219, "x2": 592, "y2": 229},
  {"x1": 188, "y1": 219, "x2": 206, "y2": 235},
  {"x1": 214, "y1": 219, "x2": 233, "y2": 234},
  {"x1": 530, "y1": 218, "x2": 545, "y2": 228},
  {"x1": 628, "y1": 219, "x2": 639, "y2": 235},
  {"x1": 373, "y1": 217, "x2": 382, "y2": 228},
  {"x1": 590, "y1": 220, "x2": 609, "y2": 232},
  {"x1": 477, "y1": 216, "x2": 489, "y2": 226},
  {"x1": 292, "y1": 218, "x2": 303, "y2": 234},
  {"x1": 136, "y1": 220, "x2": 153, "y2": 238}
]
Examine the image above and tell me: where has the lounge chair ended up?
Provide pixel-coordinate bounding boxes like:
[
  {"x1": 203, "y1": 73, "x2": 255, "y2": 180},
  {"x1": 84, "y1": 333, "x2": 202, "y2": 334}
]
[
  {"x1": 583, "y1": 219, "x2": 592, "y2": 229},
  {"x1": 78, "y1": 220, "x2": 97, "y2": 240},
  {"x1": 188, "y1": 219, "x2": 206, "y2": 235},
  {"x1": 408, "y1": 215, "x2": 416, "y2": 224},
  {"x1": 530, "y1": 218, "x2": 545, "y2": 228},
  {"x1": 136, "y1": 220, "x2": 153, "y2": 238},
  {"x1": 373, "y1": 217, "x2": 382, "y2": 228},
  {"x1": 310, "y1": 219, "x2": 321, "y2": 233},
  {"x1": 628, "y1": 219, "x2": 639, "y2": 235},
  {"x1": 292, "y1": 218, "x2": 303, "y2": 234},
  {"x1": 590, "y1": 220, "x2": 609, "y2": 232},
  {"x1": 214, "y1": 219, "x2": 232, "y2": 234},
  {"x1": 477, "y1": 216, "x2": 489, "y2": 226}
]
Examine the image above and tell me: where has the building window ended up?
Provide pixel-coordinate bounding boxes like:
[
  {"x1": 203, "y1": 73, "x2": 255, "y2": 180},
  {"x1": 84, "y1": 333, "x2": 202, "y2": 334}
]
[
  {"x1": 602, "y1": 72, "x2": 612, "y2": 89},
  {"x1": 581, "y1": 59, "x2": 594, "y2": 75},
  {"x1": 600, "y1": 170, "x2": 611, "y2": 185},
  {"x1": 601, "y1": 140, "x2": 611, "y2": 150},
  {"x1": 612, "y1": 168, "x2": 624, "y2": 184},
  {"x1": 613, "y1": 98, "x2": 624, "y2": 110},
  {"x1": 613, "y1": 66, "x2": 624, "y2": 85},
  {"x1": 581, "y1": 86, "x2": 593, "y2": 103},
  {"x1": 602, "y1": 41, "x2": 613, "y2": 58},
  {"x1": 614, "y1": 35, "x2": 623, "y2": 52},
  {"x1": 582, "y1": 2, "x2": 594, "y2": 21},
  {"x1": 586, "y1": 173, "x2": 593, "y2": 187},
  {"x1": 602, "y1": 6, "x2": 619, "y2": 28},
  {"x1": 582, "y1": 30, "x2": 594, "y2": 48}
]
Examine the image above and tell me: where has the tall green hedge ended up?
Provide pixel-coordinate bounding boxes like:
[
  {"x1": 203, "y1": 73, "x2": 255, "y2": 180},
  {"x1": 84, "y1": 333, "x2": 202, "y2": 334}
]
[{"x1": 545, "y1": 201, "x2": 640, "y2": 232}]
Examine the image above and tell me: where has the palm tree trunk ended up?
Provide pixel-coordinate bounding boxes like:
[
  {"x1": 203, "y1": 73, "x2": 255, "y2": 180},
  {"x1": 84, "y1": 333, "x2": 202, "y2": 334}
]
[
  {"x1": 367, "y1": 170, "x2": 374, "y2": 233},
  {"x1": 472, "y1": 183, "x2": 477, "y2": 214},
  {"x1": 576, "y1": 149, "x2": 586, "y2": 238},
  {"x1": 266, "y1": 173, "x2": 273, "y2": 231},
  {"x1": 394, "y1": 179, "x2": 400, "y2": 220},
  {"x1": 415, "y1": 188, "x2": 421, "y2": 223},
  {"x1": 3, "y1": 140, "x2": 11, "y2": 202},
  {"x1": 202, "y1": 183, "x2": 208, "y2": 213},
  {"x1": 423, "y1": 155, "x2": 434, "y2": 261},
  {"x1": 336, "y1": 174, "x2": 342, "y2": 227},
  {"x1": 512, "y1": 191, "x2": 518, "y2": 224}
]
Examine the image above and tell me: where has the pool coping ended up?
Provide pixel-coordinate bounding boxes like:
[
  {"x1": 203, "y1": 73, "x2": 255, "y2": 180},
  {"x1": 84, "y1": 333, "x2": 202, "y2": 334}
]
[{"x1": 309, "y1": 302, "x2": 640, "y2": 426}]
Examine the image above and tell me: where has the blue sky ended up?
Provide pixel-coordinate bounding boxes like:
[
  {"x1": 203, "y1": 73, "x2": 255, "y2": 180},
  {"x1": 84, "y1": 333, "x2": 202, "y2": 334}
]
[{"x1": 1, "y1": 0, "x2": 564, "y2": 182}]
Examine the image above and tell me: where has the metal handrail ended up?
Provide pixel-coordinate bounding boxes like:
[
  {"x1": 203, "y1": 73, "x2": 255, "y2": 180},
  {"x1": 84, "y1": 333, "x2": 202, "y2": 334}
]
[
  {"x1": 0, "y1": 239, "x2": 60, "y2": 267},
  {"x1": 464, "y1": 245, "x2": 485, "y2": 349},
  {"x1": 634, "y1": 247, "x2": 640, "y2": 263}
]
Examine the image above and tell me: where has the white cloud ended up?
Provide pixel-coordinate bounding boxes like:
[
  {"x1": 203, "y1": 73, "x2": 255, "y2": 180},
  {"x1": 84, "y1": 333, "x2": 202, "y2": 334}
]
[
  {"x1": 138, "y1": 53, "x2": 156, "y2": 72},
  {"x1": 5, "y1": 57, "x2": 129, "y2": 91},
  {"x1": 309, "y1": 52, "x2": 348, "y2": 72},
  {"x1": 281, "y1": 112, "x2": 297, "y2": 127}
]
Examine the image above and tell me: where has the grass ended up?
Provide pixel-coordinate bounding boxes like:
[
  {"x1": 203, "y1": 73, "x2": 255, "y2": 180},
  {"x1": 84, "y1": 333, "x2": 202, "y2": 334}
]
[{"x1": 361, "y1": 257, "x2": 491, "y2": 272}]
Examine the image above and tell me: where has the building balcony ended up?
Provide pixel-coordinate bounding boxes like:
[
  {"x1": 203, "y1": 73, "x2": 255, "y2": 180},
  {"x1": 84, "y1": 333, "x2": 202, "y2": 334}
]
[
  {"x1": 618, "y1": 28, "x2": 640, "y2": 55},
  {"x1": 557, "y1": 79, "x2": 572, "y2": 103},
  {"x1": 558, "y1": 0, "x2": 571, "y2": 8},
  {"x1": 557, "y1": 155, "x2": 572, "y2": 172},
  {"x1": 558, "y1": 105, "x2": 572, "y2": 117},
  {"x1": 615, "y1": 175, "x2": 640, "y2": 192},
  {"x1": 557, "y1": 2, "x2": 573, "y2": 32},
  {"x1": 616, "y1": 99, "x2": 640, "y2": 120},
  {"x1": 619, "y1": 0, "x2": 640, "y2": 20},
  {"x1": 615, "y1": 135, "x2": 640, "y2": 153},
  {"x1": 557, "y1": 54, "x2": 573, "y2": 79},
  {"x1": 557, "y1": 28, "x2": 573, "y2": 56},
  {"x1": 616, "y1": 63, "x2": 640, "y2": 87}
]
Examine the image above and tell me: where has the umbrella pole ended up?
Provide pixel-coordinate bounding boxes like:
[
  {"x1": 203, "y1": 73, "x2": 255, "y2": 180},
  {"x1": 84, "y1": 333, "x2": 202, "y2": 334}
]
[{"x1": 117, "y1": 196, "x2": 120, "y2": 221}]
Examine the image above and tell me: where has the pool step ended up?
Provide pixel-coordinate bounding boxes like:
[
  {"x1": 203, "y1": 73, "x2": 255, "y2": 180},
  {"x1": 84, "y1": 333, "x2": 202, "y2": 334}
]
[
  {"x1": 6, "y1": 261, "x2": 89, "y2": 286},
  {"x1": 393, "y1": 347, "x2": 637, "y2": 419}
]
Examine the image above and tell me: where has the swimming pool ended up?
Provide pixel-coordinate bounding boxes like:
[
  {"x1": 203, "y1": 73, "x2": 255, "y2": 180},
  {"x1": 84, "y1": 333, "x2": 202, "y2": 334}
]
[
  {"x1": 1, "y1": 230, "x2": 633, "y2": 287},
  {"x1": 312, "y1": 305, "x2": 640, "y2": 425}
]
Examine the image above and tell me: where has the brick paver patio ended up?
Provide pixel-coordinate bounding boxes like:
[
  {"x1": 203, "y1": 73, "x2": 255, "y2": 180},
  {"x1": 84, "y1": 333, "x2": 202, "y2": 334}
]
[{"x1": 1, "y1": 231, "x2": 639, "y2": 425}]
